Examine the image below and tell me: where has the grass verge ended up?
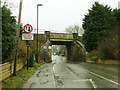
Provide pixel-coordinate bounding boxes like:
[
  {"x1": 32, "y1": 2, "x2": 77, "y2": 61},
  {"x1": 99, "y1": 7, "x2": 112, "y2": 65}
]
[{"x1": 2, "y1": 62, "x2": 43, "y2": 89}]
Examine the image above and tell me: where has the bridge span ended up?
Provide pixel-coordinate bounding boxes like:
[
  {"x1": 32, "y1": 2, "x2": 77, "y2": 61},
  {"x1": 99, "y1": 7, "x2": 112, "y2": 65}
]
[{"x1": 37, "y1": 31, "x2": 86, "y2": 63}]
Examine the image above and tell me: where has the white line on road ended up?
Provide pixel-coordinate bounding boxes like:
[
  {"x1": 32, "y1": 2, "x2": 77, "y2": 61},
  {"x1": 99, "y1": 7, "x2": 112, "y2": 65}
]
[
  {"x1": 52, "y1": 63, "x2": 57, "y2": 87},
  {"x1": 73, "y1": 79, "x2": 97, "y2": 89},
  {"x1": 89, "y1": 79, "x2": 97, "y2": 89},
  {"x1": 89, "y1": 71, "x2": 119, "y2": 85},
  {"x1": 66, "y1": 67, "x2": 97, "y2": 89},
  {"x1": 73, "y1": 79, "x2": 90, "y2": 82}
]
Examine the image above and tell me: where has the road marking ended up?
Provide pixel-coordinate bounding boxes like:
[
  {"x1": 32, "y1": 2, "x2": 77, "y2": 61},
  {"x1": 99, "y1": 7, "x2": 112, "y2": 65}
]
[
  {"x1": 52, "y1": 63, "x2": 57, "y2": 87},
  {"x1": 73, "y1": 79, "x2": 90, "y2": 82},
  {"x1": 89, "y1": 71, "x2": 119, "y2": 85},
  {"x1": 66, "y1": 67, "x2": 97, "y2": 89},
  {"x1": 73, "y1": 79, "x2": 97, "y2": 89},
  {"x1": 89, "y1": 79, "x2": 97, "y2": 89}
]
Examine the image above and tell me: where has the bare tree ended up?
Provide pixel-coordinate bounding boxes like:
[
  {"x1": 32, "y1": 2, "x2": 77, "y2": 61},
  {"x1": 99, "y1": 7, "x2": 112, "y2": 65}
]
[
  {"x1": 2, "y1": 0, "x2": 16, "y2": 9},
  {"x1": 65, "y1": 25, "x2": 84, "y2": 36}
]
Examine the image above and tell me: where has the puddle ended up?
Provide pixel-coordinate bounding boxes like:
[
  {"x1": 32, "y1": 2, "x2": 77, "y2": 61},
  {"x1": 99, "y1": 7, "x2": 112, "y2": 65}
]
[
  {"x1": 36, "y1": 73, "x2": 40, "y2": 77},
  {"x1": 39, "y1": 79, "x2": 50, "y2": 85},
  {"x1": 30, "y1": 82, "x2": 36, "y2": 88}
]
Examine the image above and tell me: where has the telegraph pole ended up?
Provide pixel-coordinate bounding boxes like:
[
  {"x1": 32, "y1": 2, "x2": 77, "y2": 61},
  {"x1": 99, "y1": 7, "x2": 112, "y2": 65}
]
[{"x1": 13, "y1": 0, "x2": 23, "y2": 76}]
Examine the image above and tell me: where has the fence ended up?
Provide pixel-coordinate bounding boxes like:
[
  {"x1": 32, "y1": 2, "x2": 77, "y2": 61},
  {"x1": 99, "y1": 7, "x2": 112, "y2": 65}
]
[{"x1": 0, "y1": 60, "x2": 26, "y2": 81}]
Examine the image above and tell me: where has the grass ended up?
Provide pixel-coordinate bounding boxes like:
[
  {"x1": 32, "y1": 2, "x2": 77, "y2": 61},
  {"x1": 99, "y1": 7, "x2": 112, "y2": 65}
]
[{"x1": 2, "y1": 62, "x2": 43, "y2": 89}]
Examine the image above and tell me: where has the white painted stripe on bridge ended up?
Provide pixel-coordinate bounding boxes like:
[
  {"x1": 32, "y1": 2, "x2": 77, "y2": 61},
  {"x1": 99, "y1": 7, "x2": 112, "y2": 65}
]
[{"x1": 89, "y1": 71, "x2": 119, "y2": 85}]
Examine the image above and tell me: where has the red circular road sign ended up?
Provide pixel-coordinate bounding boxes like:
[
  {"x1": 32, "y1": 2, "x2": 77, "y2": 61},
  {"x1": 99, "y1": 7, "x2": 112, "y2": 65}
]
[
  {"x1": 43, "y1": 45, "x2": 47, "y2": 50},
  {"x1": 23, "y1": 24, "x2": 33, "y2": 33}
]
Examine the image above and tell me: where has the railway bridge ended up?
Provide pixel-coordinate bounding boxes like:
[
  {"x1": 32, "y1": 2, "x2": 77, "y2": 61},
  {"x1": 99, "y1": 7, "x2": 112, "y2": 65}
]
[{"x1": 39, "y1": 31, "x2": 86, "y2": 62}]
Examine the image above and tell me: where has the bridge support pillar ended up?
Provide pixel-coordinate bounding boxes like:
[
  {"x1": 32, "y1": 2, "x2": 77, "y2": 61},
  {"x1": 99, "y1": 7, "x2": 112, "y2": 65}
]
[
  {"x1": 73, "y1": 33, "x2": 78, "y2": 41},
  {"x1": 48, "y1": 45, "x2": 52, "y2": 63},
  {"x1": 45, "y1": 31, "x2": 50, "y2": 40},
  {"x1": 66, "y1": 45, "x2": 72, "y2": 62},
  {"x1": 43, "y1": 31, "x2": 52, "y2": 63}
]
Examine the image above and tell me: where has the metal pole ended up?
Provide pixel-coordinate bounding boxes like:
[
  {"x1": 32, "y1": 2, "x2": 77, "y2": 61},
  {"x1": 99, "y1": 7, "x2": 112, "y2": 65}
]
[
  {"x1": 36, "y1": 5, "x2": 38, "y2": 63},
  {"x1": 13, "y1": 0, "x2": 23, "y2": 76},
  {"x1": 36, "y1": 4, "x2": 43, "y2": 63},
  {"x1": 27, "y1": 41, "x2": 29, "y2": 70},
  {"x1": 44, "y1": 52, "x2": 45, "y2": 62}
]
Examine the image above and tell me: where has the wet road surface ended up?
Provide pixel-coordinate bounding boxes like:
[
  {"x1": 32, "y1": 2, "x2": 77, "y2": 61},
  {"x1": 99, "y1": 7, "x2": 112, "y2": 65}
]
[{"x1": 23, "y1": 55, "x2": 119, "y2": 89}]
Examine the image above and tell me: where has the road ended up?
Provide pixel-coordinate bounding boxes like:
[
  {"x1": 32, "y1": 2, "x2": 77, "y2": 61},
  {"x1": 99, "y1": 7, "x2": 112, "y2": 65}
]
[{"x1": 23, "y1": 55, "x2": 119, "y2": 89}]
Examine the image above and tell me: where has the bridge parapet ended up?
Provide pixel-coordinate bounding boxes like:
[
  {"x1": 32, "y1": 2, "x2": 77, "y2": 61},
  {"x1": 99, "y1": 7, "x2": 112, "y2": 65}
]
[
  {"x1": 45, "y1": 31, "x2": 78, "y2": 40},
  {"x1": 50, "y1": 33, "x2": 73, "y2": 40}
]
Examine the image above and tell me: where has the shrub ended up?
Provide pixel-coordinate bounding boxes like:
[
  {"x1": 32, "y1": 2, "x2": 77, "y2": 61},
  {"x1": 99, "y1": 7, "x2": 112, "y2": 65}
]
[
  {"x1": 29, "y1": 54, "x2": 35, "y2": 67},
  {"x1": 2, "y1": 67, "x2": 35, "y2": 88},
  {"x1": 2, "y1": 62, "x2": 42, "y2": 88},
  {"x1": 99, "y1": 51, "x2": 106, "y2": 60},
  {"x1": 34, "y1": 62, "x2": 42, "y2": 69},
  {"x1": 89, "y1": 50, "x2": 100, "y2": 58},
  {"x1": 2, "y1": 5, "x2": 17, "y2": 63},
  {"x1": 91, "y1": 56, "x2": 98, "y2": 61},
  {"x1": 98, "y1": 26, "x2": 119, "y2": 60}
]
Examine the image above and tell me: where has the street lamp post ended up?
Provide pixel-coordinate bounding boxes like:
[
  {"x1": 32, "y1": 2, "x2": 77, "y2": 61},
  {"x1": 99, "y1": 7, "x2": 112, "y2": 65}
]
[{"x1": 36, "y1": 4, "x2": 43, "y2": 63}]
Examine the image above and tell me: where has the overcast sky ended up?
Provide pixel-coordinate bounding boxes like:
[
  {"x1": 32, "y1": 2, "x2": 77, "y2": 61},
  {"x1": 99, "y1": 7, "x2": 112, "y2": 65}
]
[{"x1": 2, "y1": 0, "x2": 120, "y2": 33}]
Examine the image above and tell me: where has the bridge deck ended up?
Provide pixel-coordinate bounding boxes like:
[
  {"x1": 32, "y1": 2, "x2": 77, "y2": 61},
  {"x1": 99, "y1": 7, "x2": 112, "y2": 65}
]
[
  {"x1": 50, "y1": 39, "x2": 73, "y2": 42},
  {"x1": 50, "y1": 33, "x2": 73, "y2": 40}
]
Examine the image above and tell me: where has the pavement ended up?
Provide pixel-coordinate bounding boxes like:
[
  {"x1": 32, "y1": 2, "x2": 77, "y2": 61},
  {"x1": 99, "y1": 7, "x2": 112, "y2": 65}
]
[
  {"x1": 23, "y1": 55, "x2": 119, "y2": 89},
  {"x1": 22, "y1": 63, "x2": 56, "y2": 88}
]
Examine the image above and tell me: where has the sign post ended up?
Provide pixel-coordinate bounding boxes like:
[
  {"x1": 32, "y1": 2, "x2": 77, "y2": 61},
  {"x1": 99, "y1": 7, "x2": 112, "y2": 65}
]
[
  {"x1": 26, "y1": 41, "x2": 29, "y2": 70},
  {"x1": 22, "y1": 24, "x2": 33, "y2": 70},
  {"x1": 43, "y1": 45, "x2": 47, "y2": 62},
  {"x1": 44, "y1": 53, "x2": 45, "y2": 62}
]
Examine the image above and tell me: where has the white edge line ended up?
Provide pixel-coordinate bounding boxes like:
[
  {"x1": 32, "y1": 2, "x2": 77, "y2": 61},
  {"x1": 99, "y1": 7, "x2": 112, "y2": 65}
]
[
  {"x1": 52, "y1": 63, "x2": 57, "y2": 88},
  {"x1": 66, "y1": 67, "x2": 97, "y2": 89},
  {"x1": 89, "y1": 71, "x2": 119, "y2": 85}
]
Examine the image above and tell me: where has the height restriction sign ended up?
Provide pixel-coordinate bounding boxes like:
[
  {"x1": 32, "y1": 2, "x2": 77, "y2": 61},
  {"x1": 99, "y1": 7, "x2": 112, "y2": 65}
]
[
  {"x1": 43, "y1": 45, "x2": 47, "y2": 49},
  {"x1": 43, "y1": 45, "x2": 47, "y2": 51},
  {"x1": 23, "y1": 24, "x2": 33, "y2": 33}
]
